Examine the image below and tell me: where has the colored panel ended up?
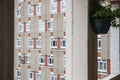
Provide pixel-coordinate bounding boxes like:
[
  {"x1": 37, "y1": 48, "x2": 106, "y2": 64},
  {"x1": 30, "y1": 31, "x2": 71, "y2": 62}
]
[{"x1": 107, "y1": 59, "x2": 110, "y2": 74}]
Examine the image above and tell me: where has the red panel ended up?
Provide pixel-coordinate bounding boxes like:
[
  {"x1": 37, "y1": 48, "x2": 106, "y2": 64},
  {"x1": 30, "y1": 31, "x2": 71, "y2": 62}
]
[
  {"x1": 34, "y1": 71, "x2": 36, "y2": 80},
  {"x1": 51, "y1": 14, "x2": 54, "y2": 18},
  {"x1": 57, "y1": 38, "x2": 60, "y2": 50},
  {"x1": 57, "y1": 0, "x2": 60, "y2": 12},
  {"x1": 45, "y1": 20, "x2": 47, "y2": 31},
  {"x1": 57, "y1": 75, "x2": 60, "y2": 80},
  {"x1": 34, "y1": 5, "x2": 36, "y2": 16},
  {"x1": 45, "y1": 55, "x2": 48, "y2": 66},
  {"x1": 64, "y1": 32, "x2": 66, "y2": 36},
  {"x1": 34, "y1": 38, "x2": 36, "y2": 49},
  {"x1": 107, "y1": 59, "x2": 111, "y2": 74},
  {"x1": 24, "y1": 55, "x2": 26, "y2": 64}
]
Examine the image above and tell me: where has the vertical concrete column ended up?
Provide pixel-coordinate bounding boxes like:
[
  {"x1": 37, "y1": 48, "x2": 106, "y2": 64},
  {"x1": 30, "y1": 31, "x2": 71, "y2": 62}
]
[
  {"x1": 66, "y1": 0, "x2": 97, "y2": 80},
  {"x1": 0, "y1": 0, "x2": 14, "y2": 80}
]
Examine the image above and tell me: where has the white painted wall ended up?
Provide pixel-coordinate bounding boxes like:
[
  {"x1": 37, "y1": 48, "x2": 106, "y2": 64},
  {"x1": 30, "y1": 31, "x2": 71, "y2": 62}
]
[{"x1": 110, "y1": 27, "x2": 120, "y2": 74}]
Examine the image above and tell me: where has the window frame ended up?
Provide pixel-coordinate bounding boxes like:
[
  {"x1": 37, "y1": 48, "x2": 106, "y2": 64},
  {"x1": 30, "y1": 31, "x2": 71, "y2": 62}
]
[
  {"x1": 36, "y1": 71, "x2": 42, "y2": 80},
  {"x1": 39, "y1": 55, "x2": 45, "y2": 66},
  {"x1": 98, "y1": 59, "x2": 107, "y2": 73},
  {"x1": 36, "y1": 37, "x2": 42, "y2": 49},
  {"x1": 16, "y1": 38, "x2": 22, "y2": 48},
  {"x1": 38, "y1": 20, "x2": 45, "y2": 32},
  {"x1": 36, "y1": 3, "x2": 42, "y2": 16},
  {"x1": 16, "y1": 68, "x2": 21, "y2": 78},
  {"x1": 28, "y1": 5, "x2": 34, "y2": 17},
  {"x1": 16, "y1": 7, "x2": 21, "y2": 18},
  {"x1": 28, "y1": 38, "x2": 34, "y2": 49},
  {"x1": 47, "y1": 19, "x2": 54, "y2": 32},
  {"x1": 28, "y1": 70, "x2": 34, "y2": 80},
  {"x1": 48, "y1": 55, "x2": 54, "y2": 67},
  {"x1": 51, "y1": 38, "x2": 57, "y2": 49},
  {"x1": 26, "y1": 21, "x2": 31, "y2": 32},
  {"x1": 18, "y1": 22, "x2": 24, "y2": 33},
  {"x1": 60, "y1": 38, "x2": 66, "y2": 49},
  {"x1": 60, "y1": 0, "x2": 66, "y2": 12},
  {"x1": 50, "y1": 1, "x2": 57, "y2": 14},
  {"x1": 25, "y1": 54, "x2": 31, "y2": 64}
]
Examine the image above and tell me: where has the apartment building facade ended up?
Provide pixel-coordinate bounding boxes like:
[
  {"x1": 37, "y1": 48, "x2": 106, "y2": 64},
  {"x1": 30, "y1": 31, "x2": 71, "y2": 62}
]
[
  {"x1": 14, "y1": 0, "x2": 66, "y2": 80},
  {"x1": 97, "y1": 27, "x2": 120, "y2": 80}
]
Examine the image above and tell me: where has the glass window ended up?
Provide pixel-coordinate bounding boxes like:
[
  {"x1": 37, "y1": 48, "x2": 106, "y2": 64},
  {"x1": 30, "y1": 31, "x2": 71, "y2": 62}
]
[
  {"x1": 16, "y1": 7, "x2": 21, "y2": 18},
  {"x1": 51, "y1": 38, "x2": 57, "y2": 49},
  {"x1": 97, "y1": 38, "x2": 101, "y2": 51},
  {"x1": 38, "y1": 20, "x2": 45, "y2": 31},
  {"x1": 28, "y1": 5, "x2": 34, "y2": 16},
  {"x1": 18, "y1": 22, "x2": 24, "y2": 32},
  {"x1": 48, "y1": 56, "x2": 54, "y2": 67},
  {"x1": 36, "y1": 72, "x2": 42, "y2": 80},
  {"x1": 36, "y1": 38, "x2": 42, "y2": 49},
  {"x1": 39, "y1": 55, "x2": 45, "y2": 66},
  {"x1": 36, "y1": 3, "x2": 42, "y2": 15},
  {"x1": 61, "y1": 38, "x2": 66, "y2": 49},
  {"x1": 16, "y1": 69, "x2": 21, "y2": 78},
  {"x1": 50, "y1": 1, "x2": 57, "y2": 13},
  {"x1": 26, "y1": 54, "x2": 30, "y2": 64},
  {"x1": 60, "y1": 0, "x2": 66, "y2": 12},
  {"x1": 48, "y1": 20, "x2": 53, "y2": 32},
  {"x1": 28, "y1": 71, "x2": 33, "y2": 80},
  {"x1": 16, "y1": 38, "x2": 22, "y2": 48},
  {"x1": 26, "y1": 22, "x2": 31, "y2": 32},
  {"x1": 28, "y1": 38, "x2": 34, "y2": 48}
]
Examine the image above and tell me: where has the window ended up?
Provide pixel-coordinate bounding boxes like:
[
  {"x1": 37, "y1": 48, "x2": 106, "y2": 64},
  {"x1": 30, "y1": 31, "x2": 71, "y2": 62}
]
[
  {"x1": 36, "y1": 38, "x2": 42, "y2": 49},
  {"x1": 61, "y1": 38, "x2": 66, "y2": 49},
  {"x1": 38, "y1": 20, "x2": 45, "y2": 31},
  {"x1": 16, "y1": 7, "x2": 21, "y2": 18},
  {"x1": 18, "y1": 0, "x2": 23, "y2": 3},
  {"x1": 48, "y1": 20, "x2": 53, "y2": 32},
  {"x1": 50, "y1": 1, "x2": 57, "y2": 13},
  {"x1": 50, "y1": 73, "x2": 55, "y2": 80},
  {"x1": 39, "y1": 55, "x2": 45, "y2": 66},
  {"x1": 60, "y1": 0, "x2": 66, "y2": 12},
  {"x1": 26, "y1": 22, "x2": 31, "y2": 32},
  {"x1": 98, "y1": 59, "x2": 107, "y2": 73},
  {"x1": 28, "y1": 5, "x2": 34, "y2": 16},
  {"x1": 60, "y1": 76, "x2": 65, "y2": 80},
  {"x1": 36, "y1": 3, "x2": 42, "y2": 15},
  {"x1": 48, "y1": 56, "x2": 54, "y2": 67},
  {"x1": 16, "y1": 38, "x2": 22, "y2": 48},
  {"x1": 16, "y1": 69, "x2": 21, "y2": 78},
  {"x1": 97, "y1": 38, "x2": 101, "y2": 51},
  {"x1": 36, "y1": 72, "x2": 42, "y2": 80},
  {"x1": 51, "y1": 38, "x2": 57, "y2": 49},
  {"x1": 26, "y1": 54, "x2": 30, "y2": 64},
  {"x1": 18, "y1": 22, "x2": 24, "y2": 32},
  {"x1": 28, "y1": 38, "x2": 34, "y2": 48},
  {"x1": 28, "y1": 71, "x2": 34, "y2": 80},
  {"x1": 18, "y1": 54, "x2": 24, "y2": 64}
]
